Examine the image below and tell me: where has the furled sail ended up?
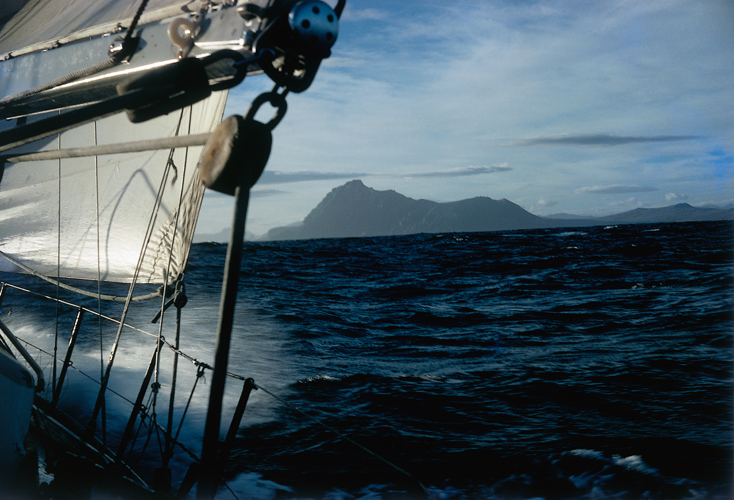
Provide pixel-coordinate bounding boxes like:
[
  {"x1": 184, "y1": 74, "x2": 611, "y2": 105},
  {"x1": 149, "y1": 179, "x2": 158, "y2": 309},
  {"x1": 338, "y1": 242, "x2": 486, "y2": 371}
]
[{"x1": 0, "y1": 93, "x2": 227, "y2": 283}]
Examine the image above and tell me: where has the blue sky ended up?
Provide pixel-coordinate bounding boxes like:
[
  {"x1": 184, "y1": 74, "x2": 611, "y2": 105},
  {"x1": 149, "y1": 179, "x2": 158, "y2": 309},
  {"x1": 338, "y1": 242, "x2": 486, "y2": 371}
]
[{"x1": 196, "y1": 0, "x2": 734, "y2": 238}]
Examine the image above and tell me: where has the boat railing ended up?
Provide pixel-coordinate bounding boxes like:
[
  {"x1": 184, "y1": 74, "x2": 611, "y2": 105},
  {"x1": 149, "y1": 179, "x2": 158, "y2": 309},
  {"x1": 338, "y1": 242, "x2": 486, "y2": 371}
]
[
  {"x1": 0, "y1": 279, "x2": 256, "y2": 493},
  {"x1": 0, "y1": 316, "x2": 45, "y2": 392},
  {"x1": 0, "y1": 279, "x2": 432, "y2": 498},
  {"x1": 0, "y1": 280, "x2": 252, "y2": 379}
]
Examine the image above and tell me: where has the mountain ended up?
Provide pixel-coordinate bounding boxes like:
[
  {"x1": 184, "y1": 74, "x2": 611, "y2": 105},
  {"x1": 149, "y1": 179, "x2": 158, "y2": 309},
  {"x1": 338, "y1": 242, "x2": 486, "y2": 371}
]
[
  {"x1": 267, "y1": 180, "x2": 587, "y2": 240},
  {"x1": 597, "y1": 203, "x2": 734, "y2": 224},
  {"x1": 193, "y1": 228, "x2": 259, "y2": 243},
  {"x1": 544, "y1": 213, "x2": 590, "y2": 220},
  {"x1": 266, "y1": 180, "x2": 734, "y2": 241}
]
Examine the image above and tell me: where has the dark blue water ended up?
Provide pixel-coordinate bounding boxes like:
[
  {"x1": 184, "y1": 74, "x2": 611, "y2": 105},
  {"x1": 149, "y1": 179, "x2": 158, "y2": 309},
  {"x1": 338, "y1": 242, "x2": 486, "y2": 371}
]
[
  {"x1": 184, "y1": 221, "x2": 733, "y2": 500},
  {"x1": 2, "y1": 221, "x2": 732, "y2": 499}
]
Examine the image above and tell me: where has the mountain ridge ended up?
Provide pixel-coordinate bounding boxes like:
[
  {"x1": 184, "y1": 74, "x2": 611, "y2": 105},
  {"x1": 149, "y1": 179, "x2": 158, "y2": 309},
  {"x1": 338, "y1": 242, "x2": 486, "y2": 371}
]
[
  {"x1": 196, "y1": 180, "x2": 733, "y2": 242},
  {"x1": 265, "y1": 180, "x2": 733, "y2": 241}
]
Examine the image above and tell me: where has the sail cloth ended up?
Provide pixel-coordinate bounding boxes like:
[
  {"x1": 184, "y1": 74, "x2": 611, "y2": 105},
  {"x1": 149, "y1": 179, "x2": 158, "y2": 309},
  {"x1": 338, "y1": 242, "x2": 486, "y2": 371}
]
[
  {"x1": 0, "y1": 92, "x2": 228, "y2": 283},
  {"x1": 0, "y1": 0, "x2": 213, "y2": 55}
]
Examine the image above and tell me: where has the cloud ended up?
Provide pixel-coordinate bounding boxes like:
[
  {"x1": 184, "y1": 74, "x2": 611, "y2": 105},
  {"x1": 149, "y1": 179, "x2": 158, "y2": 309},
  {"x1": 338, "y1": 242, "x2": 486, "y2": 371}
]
[
  {"x1": 257, "y1": 171, "x2": 369, "y2": 185},
  {"x1": 509, "y1": 134, "x2": 700, "y2": 147},
  {"x1": 609, "y1": 197, "x2": 649, "y2": 209},
  {"x1": 251, "y1": 189, "x2": 285, "y2": 198},
  {"x1": 341, "y1": 7, "x2": 388, "y2": 21},
  {"x1": 665, "y1": 192, "x2": 689, "y2": 201},
  {"x1": 575, "y1": 185, "x2": 658, "y2": 195},
  {"x1": 535, "y1": 198, "x2": 558, "y2": 208},
  {"x1": 529, "y1": 198, "x2": 559, "y2": 213},
  {"x1": 409, "y1": 165, "x2": 511, "y2": 178}
]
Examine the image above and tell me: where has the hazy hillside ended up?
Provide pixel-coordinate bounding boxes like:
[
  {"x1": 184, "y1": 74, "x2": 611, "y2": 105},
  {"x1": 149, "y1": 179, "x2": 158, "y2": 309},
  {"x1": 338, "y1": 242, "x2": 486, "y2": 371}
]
[
  {"x1": 267, "y1": 180, "x2": 588, "y2": 240},
  {"x1": 192, "y1": 181, "x2": 733, "y2": 242}
]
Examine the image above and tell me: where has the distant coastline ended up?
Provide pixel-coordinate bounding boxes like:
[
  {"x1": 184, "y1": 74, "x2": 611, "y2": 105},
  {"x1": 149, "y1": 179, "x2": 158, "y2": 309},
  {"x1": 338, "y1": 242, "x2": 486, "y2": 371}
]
[{"x1": 193, "y1": 180, "x2": 734, "y2": 242}]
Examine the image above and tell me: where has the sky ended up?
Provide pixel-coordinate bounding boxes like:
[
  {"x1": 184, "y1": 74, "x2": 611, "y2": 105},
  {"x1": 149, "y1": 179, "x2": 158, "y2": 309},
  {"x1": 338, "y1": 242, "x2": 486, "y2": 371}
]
[{"x1": 195, "y1": 0, "x2": 734, "y2": 239}]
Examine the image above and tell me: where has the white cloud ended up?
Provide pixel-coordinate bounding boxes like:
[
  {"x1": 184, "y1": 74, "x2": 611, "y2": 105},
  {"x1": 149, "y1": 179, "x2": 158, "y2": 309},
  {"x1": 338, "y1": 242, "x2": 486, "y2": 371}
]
[
  {"x1": 536, "y1": 198, "x2": 558, "y2": 208},
  {"x1": 340, "y1": 7, "x2": 388, "y2": 21},
  {"x1": 665, "y1": 192, "x2": 689, "y2": 201},
  {"x1": 509, "y1": 135, "x2": 699, "y2": 147},
  {"x1": 408, "y1": 165, "x2": 511, "y2": 178},
  {"x1": 575, "y1": 185, "x2": 658, "y2": 195},
  {"x1": 258, "y1": 170, "x2": 368, "y2": 184},
  {"x1": 609, "y1": 197, "x2": 649, "y2": 209}
]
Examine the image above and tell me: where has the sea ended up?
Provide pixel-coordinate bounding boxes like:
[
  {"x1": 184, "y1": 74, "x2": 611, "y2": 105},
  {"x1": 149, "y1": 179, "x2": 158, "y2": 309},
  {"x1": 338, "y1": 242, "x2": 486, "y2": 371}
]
[{"x1": 1, "y1": 220, "x2": 732, "y2": 500}]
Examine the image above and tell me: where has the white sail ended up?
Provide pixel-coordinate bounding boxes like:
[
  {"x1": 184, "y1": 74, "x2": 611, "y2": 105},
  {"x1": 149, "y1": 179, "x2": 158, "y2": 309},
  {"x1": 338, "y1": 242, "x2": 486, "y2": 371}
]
[
  {"x1": 0, "y1": 0, "x2": 207, "y2": 56},
  {"x1": 0, "y1": 92, "x2": 227, "y2": 283}
]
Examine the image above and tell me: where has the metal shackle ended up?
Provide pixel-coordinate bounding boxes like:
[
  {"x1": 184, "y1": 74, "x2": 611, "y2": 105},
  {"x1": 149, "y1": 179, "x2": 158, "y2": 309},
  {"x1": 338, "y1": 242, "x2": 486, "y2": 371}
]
[{"x1": 287, "y1": 0, "x2": 339, "y2": 57}]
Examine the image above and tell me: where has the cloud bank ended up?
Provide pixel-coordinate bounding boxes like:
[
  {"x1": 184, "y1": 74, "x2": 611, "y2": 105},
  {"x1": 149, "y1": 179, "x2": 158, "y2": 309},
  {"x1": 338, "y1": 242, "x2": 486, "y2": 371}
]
[
  {"x1": 665, "y1": 192, "x2": 689, "y2": 201},
  {"x1": 410, "y1": 165, "x2": 511, "y2": 178},
  {"x1": 510, "y1": 134, "x2": 700, "y2": 147},
  {"x1": 258, "y1": 171, "x2": 368, "y2": 184},
  {"x1": 575, "y1": 185, "x2": 659, "y2": 195}
]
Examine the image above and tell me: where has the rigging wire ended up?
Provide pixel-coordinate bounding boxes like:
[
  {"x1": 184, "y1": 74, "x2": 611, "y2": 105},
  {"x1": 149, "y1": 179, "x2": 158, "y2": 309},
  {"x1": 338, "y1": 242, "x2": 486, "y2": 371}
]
[
  {"x1": 13, "y1": 337, "x2": 136, "y2": 407},
  {"x1": 165, "y1": 104, "x2": 195, "y2": 468},
  {"x1": 88, "y1": 116, "x2": 184, "y2": 431},
  {"x1": 94, "y1": 119, "x2": 107, "y2": 446},
  {"x1": 128, "y1": 391, "x2": 157, "y2": 468},
  {"x1": 95, "y1": 119, "x2": 103, "y2": 381},
  {"x1": 53, "y1": 131, "x2": 61, "y2": 400},
  {"x1": 174, "y1": 365, "x2": 205, "y2": 445},
  {"x1": 151, "y1": 106, "x2": 189, "y2": 469},
  {"x1": 4, "y1": 289, "x2": 433, "y2": 500}
]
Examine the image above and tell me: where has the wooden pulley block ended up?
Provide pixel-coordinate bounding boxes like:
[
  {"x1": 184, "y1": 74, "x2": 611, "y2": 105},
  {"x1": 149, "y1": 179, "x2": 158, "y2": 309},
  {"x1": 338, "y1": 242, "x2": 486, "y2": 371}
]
[{"x1": 199, "y1": 115, "x2": 273, "y2": 196}]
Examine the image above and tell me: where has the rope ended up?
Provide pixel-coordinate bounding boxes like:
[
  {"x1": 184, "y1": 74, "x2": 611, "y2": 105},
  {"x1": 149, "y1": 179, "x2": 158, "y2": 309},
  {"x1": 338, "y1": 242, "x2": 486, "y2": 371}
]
[
  {"x1": 124, "y1": 0, "x2": 150, "y2": 47},
  {"x1": 253, "y1": 382, "x2": 435, "y2": 499}
]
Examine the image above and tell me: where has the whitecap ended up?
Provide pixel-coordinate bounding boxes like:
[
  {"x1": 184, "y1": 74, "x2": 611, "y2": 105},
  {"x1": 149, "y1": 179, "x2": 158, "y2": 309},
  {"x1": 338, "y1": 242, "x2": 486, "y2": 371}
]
[
  {"x1": 612, "y1": 454, "x2": 658, "y2": 475},
  {"x1": 216, "y1": 472, "x2": 292, "y2": 500},
  {"x1": 299, "y1": 374, "x2": 342, "y2": 383},
  {"x1": 556, "y1": 231, "x2": 586, "y2": 237},
  {"x1": 569, "y1": 449, "x2": 604, "y2": 460}
]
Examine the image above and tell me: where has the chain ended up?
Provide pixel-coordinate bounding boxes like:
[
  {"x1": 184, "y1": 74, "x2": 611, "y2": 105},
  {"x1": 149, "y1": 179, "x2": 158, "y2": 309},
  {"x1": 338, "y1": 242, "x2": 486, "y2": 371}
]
[{"x1": 244, "y1": 84, "x2": 289, "y2": 131}]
